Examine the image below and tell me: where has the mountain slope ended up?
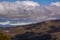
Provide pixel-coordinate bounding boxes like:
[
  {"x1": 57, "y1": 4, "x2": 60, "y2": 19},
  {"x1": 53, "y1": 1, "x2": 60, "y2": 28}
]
[{"x1": 0, "y1": 20, "x2": 60, "y2": 40}]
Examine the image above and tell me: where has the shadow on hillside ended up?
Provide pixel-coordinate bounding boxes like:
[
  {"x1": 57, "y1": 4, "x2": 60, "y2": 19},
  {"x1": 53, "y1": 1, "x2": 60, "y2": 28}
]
[
  {"x1": 47, "y1": 26, "x2": 60, "y2": 33},
  {"x1": 11, "y1": 32, "x2": 53, "y2": 40},
  {"x1": 11, "y1": 25, "x2": 60, "y2": 40}
]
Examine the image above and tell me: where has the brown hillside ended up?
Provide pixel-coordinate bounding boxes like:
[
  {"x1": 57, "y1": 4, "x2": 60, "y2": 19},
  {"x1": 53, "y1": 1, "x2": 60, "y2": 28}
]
[{"x1": 0, "y1": 20, "x2": 60, "y2": 40}]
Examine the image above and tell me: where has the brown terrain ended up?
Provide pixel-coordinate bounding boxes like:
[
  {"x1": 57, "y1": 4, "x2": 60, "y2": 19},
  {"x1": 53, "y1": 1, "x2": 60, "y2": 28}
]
[{"x1": 0, "y1": 20, "x2": 60, "y2": 40}]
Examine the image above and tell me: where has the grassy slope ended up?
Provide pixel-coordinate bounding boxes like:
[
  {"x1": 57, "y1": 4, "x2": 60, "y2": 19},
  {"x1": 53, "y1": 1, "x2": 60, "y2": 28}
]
[{"x1": 0, "y1": 20, "x2": 60, "y2": 40}]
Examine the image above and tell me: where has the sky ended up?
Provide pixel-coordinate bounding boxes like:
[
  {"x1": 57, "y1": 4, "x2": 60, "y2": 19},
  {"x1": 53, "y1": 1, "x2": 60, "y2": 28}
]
[
  {"x1": 0, "y1": 0, "x2": 60, "y2": 4},
  {"x1": 33, "y1": 0, "x2": 60, "y2": 5},
  {"x1": 0, "y1": 0, "x2": 60, "y2": 27}
]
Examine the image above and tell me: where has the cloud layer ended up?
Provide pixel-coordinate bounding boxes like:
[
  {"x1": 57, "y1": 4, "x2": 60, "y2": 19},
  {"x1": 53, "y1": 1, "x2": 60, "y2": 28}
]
[
  {"x1": 51, "y1": 2, "x2": 60, "y2": 7},
  {"x1": 0, "y1": 1, "x2": 60, "y2": 26}
]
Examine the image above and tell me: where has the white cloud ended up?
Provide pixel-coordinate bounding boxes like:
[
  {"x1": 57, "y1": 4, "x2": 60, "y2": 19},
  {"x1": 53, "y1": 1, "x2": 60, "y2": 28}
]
[
  {"x1": 51, "y1": 2, "x2": 60, "y2": 7},
  {"x1": 0, "y1": 3, "x2": 4, "y2": 10},
  {"x1": 9, "y1": 22, "x2": 32, "y2": 26},
  {"x1": 0, "y1": 1, "x2": 40, "y2": 17},
  {"x1": 22, "y1": 1, "x2": 40, "y2": 7},
  {"x1": 0, "y1": 21, "x2": 9, "y2": 25},
  {"x1": 47, "y1": 17, "x2": 57, "y2": 20},
  {"x1": 0, "y1": 21, "x2": 33, "y2": 25},
  {"x1": 45, "y1": 5, "x2": 60, "y2": 16}
]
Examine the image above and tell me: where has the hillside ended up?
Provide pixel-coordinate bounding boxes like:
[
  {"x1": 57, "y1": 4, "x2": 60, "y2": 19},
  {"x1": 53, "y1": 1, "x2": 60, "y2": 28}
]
[{"x1": 0, "y1": 20, "x2": 60, "y2": 40}]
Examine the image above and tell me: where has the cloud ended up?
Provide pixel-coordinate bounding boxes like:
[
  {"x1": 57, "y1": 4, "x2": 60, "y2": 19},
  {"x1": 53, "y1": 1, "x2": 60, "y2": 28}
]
[
  {"x1": 45, "y1": 4, "x2": 60, "y2": 16},
  {"x1": 0, "y1": 1, "x2": 40, "y2": 17},
  {"x1": 22, "y1": 1, "x2": 40, "y2": 7},
  {"x1": 51, "y1": 2, "x2": 60, "y2": 7},
  {"x1": 0, "y1": 21, "x2": 9, "y2": 25},
  {"x1": 0, "y1": 1, "x2": 40, "y2": 20},
  {"x1": 9, "y1": 22, "x2": 33, "y2": 26},
  {"x1": 0, "y1": 1, "x2": 60, "y2": 26},
  {"x1": 0, "y1": 21, "x2": 33, "y2": 26},
  {"x1": 0, "y1": 1, "x2": 41, "y2": 25}
]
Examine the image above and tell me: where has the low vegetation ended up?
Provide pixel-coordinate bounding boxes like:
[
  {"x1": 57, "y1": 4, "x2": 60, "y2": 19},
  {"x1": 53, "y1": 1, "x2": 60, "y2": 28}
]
[
  {"x1": 0, "y1": 33, "x2": 10, "y2": 40},
  {"x1": 0, "y1": 20, "x2": 60, "y2": 40}
]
